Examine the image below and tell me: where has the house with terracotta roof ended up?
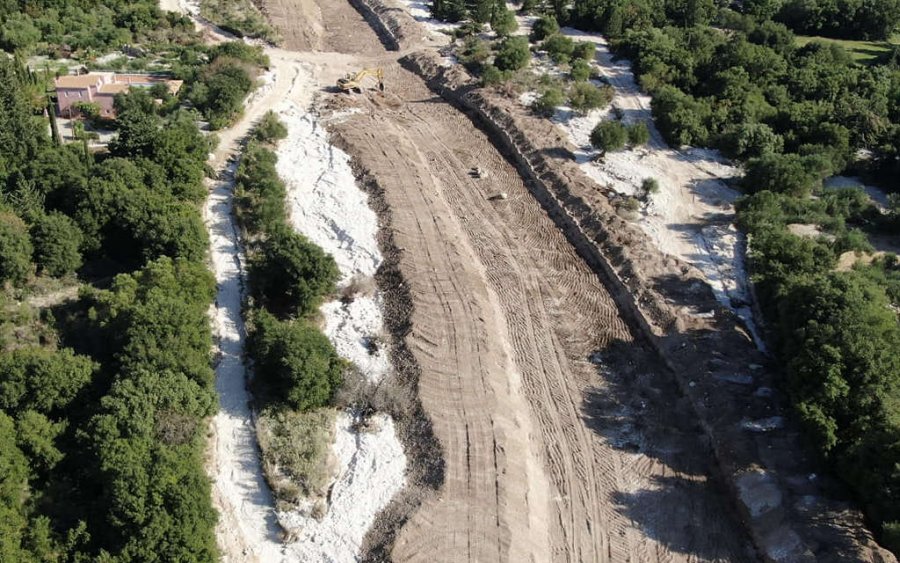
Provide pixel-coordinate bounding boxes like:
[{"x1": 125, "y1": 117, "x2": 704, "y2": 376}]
[{"x1": 55, "y1": 72, "x2": 183, "y2": 118}]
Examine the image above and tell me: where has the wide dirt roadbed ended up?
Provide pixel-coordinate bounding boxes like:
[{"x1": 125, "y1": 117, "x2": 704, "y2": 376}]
[
  {"x1": 262, "y1": 0, "x2": 753, "y2": 560},
  {"x1": 331, "y1": 65, "x2": 752, "y2": 561}
]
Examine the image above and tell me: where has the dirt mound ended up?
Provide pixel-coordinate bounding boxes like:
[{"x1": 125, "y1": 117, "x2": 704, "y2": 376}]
[
  {"x1": 400, "y1": 49, "x2": 896, "y2": 563},
  {"x1": 345, "y1": 0, "x2": 421, "y2": 50}
]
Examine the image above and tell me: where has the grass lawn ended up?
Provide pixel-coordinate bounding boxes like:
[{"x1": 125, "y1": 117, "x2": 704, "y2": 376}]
[{"x1": 795, "y1": 34, "x2": 900, "y2": 64}]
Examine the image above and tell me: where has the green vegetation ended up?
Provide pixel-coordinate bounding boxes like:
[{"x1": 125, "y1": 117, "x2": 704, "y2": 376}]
[
  {"x1": 0, "y1": 0, "x2": 196, "y2": 56},
  {"x1": 795, "y1": 34, "x2": 900, "y2": 65},
  {"x1": 776, "y1": 0, "x2": 900, "y2": 40},
  {"x1": 257, "y1": 407, "x2": 336, "y2": 504},
  {"x1": 531, "y1": 87, "x2": 566, "y2": 117},
  {"x1": 590, "y1": 120, "x2": 628, "y2": 152},
  {"x1": 530, "y1": 14, "x2": 559, "y2": 42},
  {"x1": 490, "y1": 5, "x2": 518, "y2": 37},
  {"x1": 200, "y1": 0, "x2": 278, "y2": 42},
  {"x1": 570, "y1": 58, "x2": 591, "y2": 81},
  {"x1": 627, "y1": 122, "x2": 650, "y2": 146},
  {"x1": 234, "y1": 117, "x2": 347, "y2": 507},
  {"x1": 494, "y1": 35, "x2": 531, "y2": 71},
  {"x1": 568, "y1": 81, "x2": 613, "y2": 112},
  {"x1": 0, "y1": 2, "x2": 269, "y2": 553},
  {"x1": 0, "y1": 212, "x2": 33, "y2": 285},
  {"x1": 248, "y1": 310, "x2": 344, "y2": 410}
]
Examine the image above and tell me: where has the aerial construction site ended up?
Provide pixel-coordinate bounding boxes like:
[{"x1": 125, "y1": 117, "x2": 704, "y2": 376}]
[{"x1": 161, "y1": 0, "x2": 897, "y2": 560}]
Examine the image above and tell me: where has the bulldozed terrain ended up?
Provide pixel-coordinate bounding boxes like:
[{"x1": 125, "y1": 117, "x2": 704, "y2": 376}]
[
  {"x1": 243, "y1": 0, "x2": 894, "y2": 561},
  {"x1": 258, "y1": 2, "x2": 754, "y2": 561}
]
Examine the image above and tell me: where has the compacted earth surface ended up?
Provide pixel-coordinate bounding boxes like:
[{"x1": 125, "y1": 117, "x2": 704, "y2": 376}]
[
  {"x1": 172, "y1": 0, "x2": 891, "y2": 560},
  {"x1": 255, "y1": 1, "x2": 755, "y2": 561}
]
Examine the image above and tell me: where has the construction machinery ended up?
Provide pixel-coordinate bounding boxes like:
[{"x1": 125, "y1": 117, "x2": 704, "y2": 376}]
[{"x1": 337, "y1": 68, "x2": 384, "y2": 93}]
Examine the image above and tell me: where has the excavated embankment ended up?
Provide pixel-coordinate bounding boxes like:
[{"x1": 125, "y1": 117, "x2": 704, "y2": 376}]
[
  {"x1": 400, "y1": 49, "x2": 895, "y2": 563},
  {"x1": 335, "y1": 157, "x2": 445, "y2": 562}
]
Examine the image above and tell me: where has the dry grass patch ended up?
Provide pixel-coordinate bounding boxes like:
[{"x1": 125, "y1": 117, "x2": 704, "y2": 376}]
[{"x1": 257, "y1": 406, "x2": 336, "y2": 509}]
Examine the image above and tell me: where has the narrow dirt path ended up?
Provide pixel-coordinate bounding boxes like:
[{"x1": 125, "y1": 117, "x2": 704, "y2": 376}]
[{"x1": 203, "y1": 56, "x2": 314, "y2": 562}]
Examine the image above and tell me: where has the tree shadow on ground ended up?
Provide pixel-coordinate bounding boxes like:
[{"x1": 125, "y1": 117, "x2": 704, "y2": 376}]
[{"x1": 581, "y1": 339, "x2": 757, "y2": 561}]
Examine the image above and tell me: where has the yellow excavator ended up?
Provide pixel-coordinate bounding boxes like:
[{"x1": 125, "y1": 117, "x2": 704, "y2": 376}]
[{"x1": 337, "y1": 67, "x2": 385, "y2": 93}]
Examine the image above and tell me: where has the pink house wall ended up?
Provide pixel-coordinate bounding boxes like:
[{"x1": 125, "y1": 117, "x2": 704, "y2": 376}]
[{"x1": 56, "y1": 87, "x2": 93, "y2": 117}]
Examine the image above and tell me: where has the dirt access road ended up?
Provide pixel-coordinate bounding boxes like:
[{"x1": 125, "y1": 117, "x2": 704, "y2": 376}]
[{"x1": 262, "y1": 1, "x2": 754, "y2": 561}]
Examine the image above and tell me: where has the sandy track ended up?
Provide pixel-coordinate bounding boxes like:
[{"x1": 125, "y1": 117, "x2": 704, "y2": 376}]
[
  {"x1": 264, "y1": 0, "x2": 386, "y2": 53},
  {"x1": 332, "y1": 65, "x2": 752, "y2": 562}
]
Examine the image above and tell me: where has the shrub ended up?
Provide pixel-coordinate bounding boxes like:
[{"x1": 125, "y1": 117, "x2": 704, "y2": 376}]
[
  {"x1": 30, "y1": 213, "x2": 82, "y2": 277},
  {"x1": 642, "y1": 177, "x2": 660, "y2": 195},
  {"x1": 459, "y1": 36, "x2": 491, "y2": 70},
  {"x1": 542, "y1": 33, "x2": 575, "y2": 63},
  {"x1": 626, "y1": 122, "x2": 651, "y2": 146},
  {"x1": 530, "y1": 14, "x2": 559, "y2": 42},
  {"x1": 234, "y1": 142, "x2": 287, "y2": 234},
  {"x1": 251, "y1": 227, "x2": 340, "y2": 317},
  {"x1": 0, "y1": 212, "x2": 32, "y2": 286},
  {"x1": 570, "y1": 58, "x2": 591, "y2": 81},
  {"x1": 568, "y1": 82, "x2": 613, "y2": 112},
  {"x1": 252, "y1": 111, "x2": 288, "y2": 144},
  {"x1": 590, "y1": 121, "x2": 628, "y2": 152},
  {"x1": 494, "y1": 36, "x2": 531, "y2": 71},
  {"x1": 572, "y1": 41, "x2": 595, "y2": 61},
  {"x1": 490, "y1": 5, "x2": 518, "y2": 36},
  {"x1": 0, "y1": 347, "x2": 96, "y2": 415},
  {"x1": 741, "y1": 153, "x2": 827, "y2": 197},
  {"x1": 248, "y1": 310, "x2": 344, "y2": 411},
  {"x1": 480, "y1": 64, "x2": 504, "y2": 86},
  {"x1": 531, "y1": 87, "x2": 565, "y2": 117},
  {"x1": 257, "y1": 407, "x2": 336, "y2": 502}
]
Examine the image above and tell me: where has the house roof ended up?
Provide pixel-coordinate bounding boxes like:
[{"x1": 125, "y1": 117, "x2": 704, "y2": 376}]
[
  {"x1": 55, "y1": 75, "x2": 104, "y2": 88},
  {"x1": 97, "y1": 83, "x2": 131, "y2": 95}
]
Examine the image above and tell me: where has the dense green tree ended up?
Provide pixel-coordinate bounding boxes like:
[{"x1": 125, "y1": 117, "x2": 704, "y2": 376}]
[
  {"x1": 188, "y1": 60, "x2": 254, "y2": 129},
  {"x1": 93, "y1": 257, "x2": 216, "y2": 385},
  {"x1": 650, "y1": 85, "x2": 710, "y2": 146},
  {"x1": 0, "y1": 60, "x2": 47, "y2": 189},
  {"x1": 250, "y1": 228, "x2": 340, "y2": 317},
  {"x1": 741, "y1": 152, "x2": 829, "y2": 196},
  {"x1": 248, "y1": 310, "x2": 344, "y2": 411},
  {"x1": 494, "y1": 35, "x2": 531, "y2": 71},
  {"x1": 0, "y1": 412, "x2": 29, "y2": 562},
  {"x1": 0, "y1": 211, "x2": 32, "y2": 286},
  {"x1": 30, "y1": 212, "x2": 83, "y2": 277},
  {"x1": 591, "y1": 120, "x2": 628, "y2": 152},
  {"x1": 0, "y1": 347, "x2": 96, "y2": 415},
  {"x1": 15, "y1": 410, "x2": 65, "y2": 475}
]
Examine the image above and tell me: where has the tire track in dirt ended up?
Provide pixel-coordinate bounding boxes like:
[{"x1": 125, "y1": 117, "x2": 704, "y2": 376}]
[{"x1": 332, "y1": 63, "x2": 754, "y2": 562}]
